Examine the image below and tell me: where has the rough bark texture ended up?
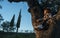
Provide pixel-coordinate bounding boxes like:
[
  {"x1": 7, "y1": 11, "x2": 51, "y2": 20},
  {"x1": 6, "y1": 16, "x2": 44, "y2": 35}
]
[{"x1": 30, "y1": 7, "x2": 60, "y2": 38}]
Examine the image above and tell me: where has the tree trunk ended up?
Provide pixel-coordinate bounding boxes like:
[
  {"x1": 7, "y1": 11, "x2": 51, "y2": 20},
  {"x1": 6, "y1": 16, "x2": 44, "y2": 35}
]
[
  {"x1": 16, "y1": 28, "x2": 18, "y2": 33},
  {"x1": 29, "y1": 7, "x2": 60, "y2": 38}
]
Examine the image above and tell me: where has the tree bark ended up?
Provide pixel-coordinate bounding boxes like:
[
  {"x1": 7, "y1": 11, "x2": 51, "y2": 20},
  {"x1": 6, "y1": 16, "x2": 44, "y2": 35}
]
[{"x1": 29, "y1": 6, "x2": 60, "y2": 38}]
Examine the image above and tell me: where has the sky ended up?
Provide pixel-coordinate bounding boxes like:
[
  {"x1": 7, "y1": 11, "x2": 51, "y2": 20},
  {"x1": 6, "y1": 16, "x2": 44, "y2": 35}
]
[{"x1": 0, "y1": 0, "x2": 34, "y2": 32}]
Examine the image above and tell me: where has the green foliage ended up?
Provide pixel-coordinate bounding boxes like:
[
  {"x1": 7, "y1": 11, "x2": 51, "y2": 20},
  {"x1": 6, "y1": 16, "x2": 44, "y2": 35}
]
[
  {"x1": 1, "y1": 21, "x2": 10, "y2": 32},
  {"x1": 1, "y1": 21, "x2": 16, "y2": 32},
  {"x1": 0, "y1": 32, "x2": 35, "y2": 38}
]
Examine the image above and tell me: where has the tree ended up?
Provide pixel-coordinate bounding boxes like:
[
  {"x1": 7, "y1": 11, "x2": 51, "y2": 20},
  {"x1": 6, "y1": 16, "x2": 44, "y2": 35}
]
[
  {"x1": 0, "y1": 14, "x2": 4, "y2": 22},
  {"x1": 1, "y1": 21, "x2": 16, "y2": 32},
  {"x1": 0, "y1": 0, "x2": 4, "y2": 22},
  {"x1": 1, "y1": 21, "x2": 10, "y2": 32},
  {"x1": 25, "y1": 30, "x2": 29, "y2": 33},
  {"x1": 2, "y1": 14, "x2": 16, "y2": 32},
  {"x1": 0, "y1": 1, "x2": 3, "y2": 28},
  {"x1": 16, "y1": 10, "x2": 21, "y2": 33},
  {"x1": 0, "y1": 14, "x2": 4, "y2": 29},
  {"x1": 9, "y1": 14, "x2": 15, "y2": 31}
]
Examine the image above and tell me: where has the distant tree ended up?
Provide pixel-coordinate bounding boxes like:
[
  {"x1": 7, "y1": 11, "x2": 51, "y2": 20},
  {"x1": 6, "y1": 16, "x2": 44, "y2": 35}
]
[
  {"x1": 0, "y1": 14, "x2": 4, "y2": 28},
  {"x1": 1, "y1": 21, "x2": 10, "y2": 32},
  {"x1": 16, "y1": 10, "x2": 21, "y2": 33},
  {"x1": 0, "y1": 0, "x2": 4, "y2": 22},
  {"x1": 29, "y1": 30, "x2": 34, "y2": 33},
  {"x1": 20, "y1": 30, "x2": 23, "y2": 33},
  {"x1": 25, "y1": 30, "x2": 28, "y2": 33},
  {"x1": 9, "y1": 14, "x2": 15, "y2": 32},
  {"x1": 1, "y1": 14, "x2": 15, "y2": 32},
  {"x1": 0, "y1": 14, "x2": 4, "y2": 22},
  {"x1": 1, "y1": 21, "x2": 16, "y2": 32}
]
